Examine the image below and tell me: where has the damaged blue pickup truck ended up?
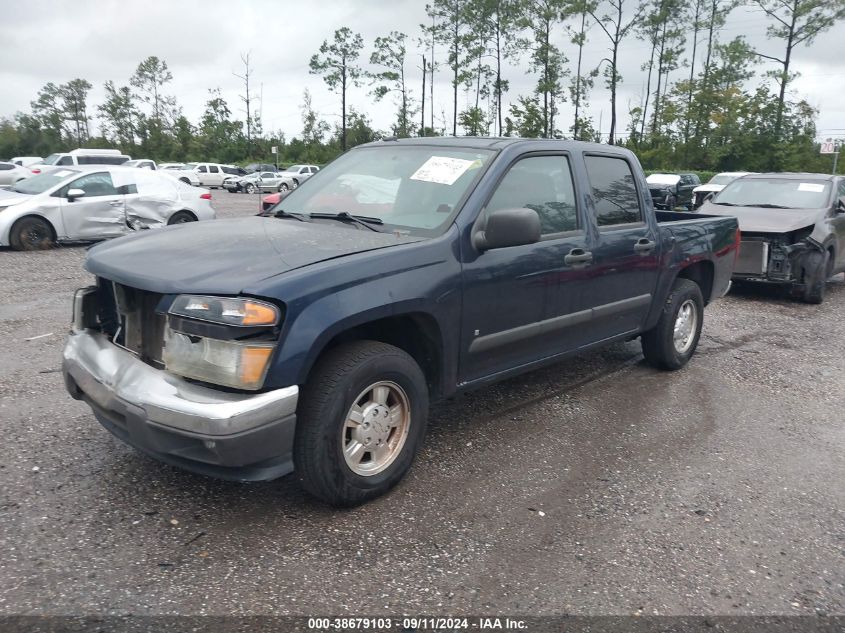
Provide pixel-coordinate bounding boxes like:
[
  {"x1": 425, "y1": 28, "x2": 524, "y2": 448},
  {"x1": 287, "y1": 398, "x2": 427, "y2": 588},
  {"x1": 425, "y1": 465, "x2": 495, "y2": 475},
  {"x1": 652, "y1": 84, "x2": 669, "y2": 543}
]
[{"x1": 63, "y1": 138, "x2": 739, "y2": 506}]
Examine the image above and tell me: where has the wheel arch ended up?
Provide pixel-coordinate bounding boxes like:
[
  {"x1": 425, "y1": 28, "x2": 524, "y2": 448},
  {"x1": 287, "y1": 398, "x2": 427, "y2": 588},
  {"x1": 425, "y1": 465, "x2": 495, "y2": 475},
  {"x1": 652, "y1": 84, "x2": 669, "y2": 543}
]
[
  {"x1": 675, "y1": 260, "x2": 714, "y2": 305},
  {"x1": 302, "y1": 312, "x2": 445, "y2": 400},
  {"x1": 8, "y1": 213, "x2": 58, "y2": 245}
]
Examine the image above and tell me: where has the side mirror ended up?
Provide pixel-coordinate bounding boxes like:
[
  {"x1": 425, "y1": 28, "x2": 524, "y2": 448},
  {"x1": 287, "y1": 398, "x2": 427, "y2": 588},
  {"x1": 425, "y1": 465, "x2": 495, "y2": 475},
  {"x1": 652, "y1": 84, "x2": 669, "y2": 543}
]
[
  {"x1": 67, "y1": 188, "x2": 86, "y2": 201},
  {"x1": 837, "y1": 196, "x2": 845, "y2": 213},
  {"x1": 474, "y1": 208, "x2": 541, "y2": 251}
]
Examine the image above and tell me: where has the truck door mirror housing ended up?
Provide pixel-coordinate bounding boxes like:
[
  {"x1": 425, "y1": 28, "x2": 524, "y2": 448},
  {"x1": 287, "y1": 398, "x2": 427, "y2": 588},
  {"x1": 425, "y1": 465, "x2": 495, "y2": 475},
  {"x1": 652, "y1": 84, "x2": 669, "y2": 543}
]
[
  {"x1": 474, "y1": 207, "x2": 541, "y2": 251},
  {"x1": 67, "y1": 188, "x2": 86, "y2": 201}
]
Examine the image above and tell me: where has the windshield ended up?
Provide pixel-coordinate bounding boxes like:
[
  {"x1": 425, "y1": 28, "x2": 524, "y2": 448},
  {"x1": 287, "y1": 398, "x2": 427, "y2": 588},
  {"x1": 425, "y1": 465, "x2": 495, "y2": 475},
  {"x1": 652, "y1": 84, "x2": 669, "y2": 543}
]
[
  {"x1": 709, "y1": 174, "x2": 738, "y2": 186},
  {"x1": 42, "y1": 154, "x2": 62, "y2": 165},
  {"x1": 276, "y1": 146, "x2": 493, "y2": 235},
  {"x1": 283, "y1": 165, "x2": 302, "y2": 172},
  {"x1": 714, "y1": 178, "x2": 831, "y2": 209},
  {"x1": 12, "y1": 169, "x2": 78, "y2": 194}
]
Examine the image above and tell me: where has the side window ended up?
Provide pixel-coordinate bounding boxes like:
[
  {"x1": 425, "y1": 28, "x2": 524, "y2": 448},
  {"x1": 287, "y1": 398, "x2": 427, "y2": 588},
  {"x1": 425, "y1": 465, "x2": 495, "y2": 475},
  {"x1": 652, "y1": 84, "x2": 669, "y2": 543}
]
[
  {"x1": 198, "y1": 165, "x2": 208, "y2": 173},
  {"x1": 0, "y1": 164, "x2": 13, "y2": 171},
  {"x1": 486, "y1": 155, "x2": 579, "y2": 235},
  {"x1": 261, "y1": 172, "x2": 274, "y2": 179},
  {"x1": 584, "y1": 156, "x2": 643, "y2": 227},
  {"x1": 67, "y1": 172, "x2": 118, "y2": 197},
  {"x1": 57, "y1": 156, "x2": 74, "y2": 166},
  {"x1": 209, "y1": 165, "x2": 219, "y2": 173},
  {"x1": 837, "y1": 179, "x2": 845, "y2": 198},
  {"x1": 310, "y1": 167, "x2": 319, "y2": 173}
]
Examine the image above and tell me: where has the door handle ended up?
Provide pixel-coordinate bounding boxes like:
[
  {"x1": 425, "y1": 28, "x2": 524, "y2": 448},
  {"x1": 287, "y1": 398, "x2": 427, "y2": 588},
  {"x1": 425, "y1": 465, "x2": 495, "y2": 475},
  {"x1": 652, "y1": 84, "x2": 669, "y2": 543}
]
[
  {"x1": 109, "y1": 201, "x2": 123, "y2": 207},
  {"x1": 634, "y1": 238, "x2": 656, "y2": 253},
  {"x1": 564, "y1": 248, "x2": 593, "y2": 266}
]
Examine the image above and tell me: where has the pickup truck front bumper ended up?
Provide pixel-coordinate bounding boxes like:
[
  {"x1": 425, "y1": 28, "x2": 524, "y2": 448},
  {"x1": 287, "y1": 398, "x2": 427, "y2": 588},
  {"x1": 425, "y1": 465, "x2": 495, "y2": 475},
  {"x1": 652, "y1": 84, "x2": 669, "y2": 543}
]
[{"x1": 63, "y1": 330, "x2": 298, "y2": 481}]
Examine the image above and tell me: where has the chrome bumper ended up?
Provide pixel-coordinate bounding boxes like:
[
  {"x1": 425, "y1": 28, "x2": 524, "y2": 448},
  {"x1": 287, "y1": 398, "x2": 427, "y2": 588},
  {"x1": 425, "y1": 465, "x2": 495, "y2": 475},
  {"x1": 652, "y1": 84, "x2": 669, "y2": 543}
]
[{"x1": 63, "y1": 330, "x2": 298, "y2": 436}]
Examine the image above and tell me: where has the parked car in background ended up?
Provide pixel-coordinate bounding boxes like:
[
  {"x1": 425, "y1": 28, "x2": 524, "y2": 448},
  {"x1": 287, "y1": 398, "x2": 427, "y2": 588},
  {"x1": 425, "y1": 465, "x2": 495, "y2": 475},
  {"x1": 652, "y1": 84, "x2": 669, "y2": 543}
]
[
  {"x1": 646, "y1": 173, "x2": 700, "y2": 210},
  {"x1": 123, "y1": 159, "x2": 156, "y2": 170},
  {"x1": 0, "y1": 162, "x2": 34, "y2": 188},
  {"x1": 184, "y1": 162, "x2": 229, "y2": 188},
  {"x1": 701, "y1": 173, "x2": 845, "y2": 303},
  {"x1": 222, "y1": 165, "x2": 248, "y2": 179},
  {"x1": 11, "y1": 157, "x2": 42, "y2": 168},
  {"x1": 224, "y1": 170, "x2": 294, "y2": 193},
  {"x1": 692, "y1": 172, "x2": 753, "y2": 208},
  {"x1": 62, "y1": 138, "x2": 739, "y2": 506},
  {"x1": 0, "y1": 166, "x2": 215, "y2": 251},
  {"x1": 279, "y1": 164, "x2": 320, "y2": 187},
  {"x1": 260, "y1": 191, "x2": 284, "y2": 212},
  {"x1": 244, "y1": 163, "x2": 278, "y2": 174},
  {"x1": 35, "y1": 149, "x2": 131, "y2": 173},
  {"x1": 159, "y1": 164, "x2": 200, "y2": 186}
]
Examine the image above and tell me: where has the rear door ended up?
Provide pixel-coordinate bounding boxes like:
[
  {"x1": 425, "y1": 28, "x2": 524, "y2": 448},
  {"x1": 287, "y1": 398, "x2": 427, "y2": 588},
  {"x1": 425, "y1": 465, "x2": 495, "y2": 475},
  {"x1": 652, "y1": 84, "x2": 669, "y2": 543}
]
[
  {"x1": 207, "y1": 165, "x2": 224, "y2": 186},
  {"x1": 577, "y1": 153, "x2": 661, "y2": 342},
  {"x1": 58, "y1": 171, "x2": 128, "y2": 240}
]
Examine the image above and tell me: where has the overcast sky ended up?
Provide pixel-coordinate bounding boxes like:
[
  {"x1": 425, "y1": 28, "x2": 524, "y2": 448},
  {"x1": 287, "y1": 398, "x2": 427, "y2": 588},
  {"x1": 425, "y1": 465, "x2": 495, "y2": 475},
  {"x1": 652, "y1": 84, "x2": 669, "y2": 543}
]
[{"x1": 1, "y1": 0, "x2": 843, "y2": 145}]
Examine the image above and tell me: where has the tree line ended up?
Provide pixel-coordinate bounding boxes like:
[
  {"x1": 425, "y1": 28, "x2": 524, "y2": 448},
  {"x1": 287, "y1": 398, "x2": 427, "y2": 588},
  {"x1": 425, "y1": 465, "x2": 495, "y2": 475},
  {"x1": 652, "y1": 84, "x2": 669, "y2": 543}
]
[{"x1": 1, "y1": 0, "x2": 843, "y2": 174}]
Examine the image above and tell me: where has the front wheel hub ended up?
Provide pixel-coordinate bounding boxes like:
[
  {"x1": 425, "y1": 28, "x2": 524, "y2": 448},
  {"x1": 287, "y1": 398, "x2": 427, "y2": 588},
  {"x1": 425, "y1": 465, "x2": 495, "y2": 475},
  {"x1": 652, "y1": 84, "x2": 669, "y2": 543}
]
[{"x1": 342, "y1": 381, "x2": 410, "y2": 476}]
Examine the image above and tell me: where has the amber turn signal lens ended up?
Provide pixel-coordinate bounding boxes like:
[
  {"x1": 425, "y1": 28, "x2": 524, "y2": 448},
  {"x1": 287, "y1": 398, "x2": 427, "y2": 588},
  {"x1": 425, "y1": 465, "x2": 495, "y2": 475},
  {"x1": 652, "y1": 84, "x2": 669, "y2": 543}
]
[
  {"x1": 242, "y1": 301, "x2": 279, "y2": 326},
  {"x1": 239, "y1": 346, "x2": 274, "y2": 386}
]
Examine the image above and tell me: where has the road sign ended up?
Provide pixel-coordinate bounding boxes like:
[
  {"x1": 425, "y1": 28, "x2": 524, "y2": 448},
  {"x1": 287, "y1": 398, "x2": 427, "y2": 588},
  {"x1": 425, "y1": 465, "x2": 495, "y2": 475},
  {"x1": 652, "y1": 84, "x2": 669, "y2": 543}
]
[
  {"x1": 271, "y1": 146, "x2": 278, "y2": 154},
  {"x1": 820, "y1": 140, "x2": 838, "y2": 154}
]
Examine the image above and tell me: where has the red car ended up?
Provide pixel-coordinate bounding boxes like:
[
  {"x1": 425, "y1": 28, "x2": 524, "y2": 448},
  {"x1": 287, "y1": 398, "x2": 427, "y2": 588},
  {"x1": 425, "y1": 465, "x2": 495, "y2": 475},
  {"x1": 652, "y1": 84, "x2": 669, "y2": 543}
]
[{"x1": 260, "y1": 191, "x2": 284, "y2": 213}]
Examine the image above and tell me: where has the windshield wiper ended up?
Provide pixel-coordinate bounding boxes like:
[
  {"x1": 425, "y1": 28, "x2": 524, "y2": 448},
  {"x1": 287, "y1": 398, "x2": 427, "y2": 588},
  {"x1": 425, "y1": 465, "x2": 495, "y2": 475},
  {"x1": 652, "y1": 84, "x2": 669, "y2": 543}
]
[
  {"x1": 273, "y1": 209, "x2": 309, "y2": 222},
  {"x1": 309, "y1": 211, "x2": 384, "y2": 232},
  {"x1": 743, "y1": 203, "x2": 789, "y2": 209}
]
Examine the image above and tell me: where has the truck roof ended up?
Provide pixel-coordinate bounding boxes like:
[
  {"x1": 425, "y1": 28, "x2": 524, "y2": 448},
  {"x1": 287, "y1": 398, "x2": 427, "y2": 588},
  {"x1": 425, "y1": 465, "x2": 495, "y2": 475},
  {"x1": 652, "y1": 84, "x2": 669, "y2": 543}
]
[{"x1": 358, "y1": 136, "x2": 632, "y2": 154}]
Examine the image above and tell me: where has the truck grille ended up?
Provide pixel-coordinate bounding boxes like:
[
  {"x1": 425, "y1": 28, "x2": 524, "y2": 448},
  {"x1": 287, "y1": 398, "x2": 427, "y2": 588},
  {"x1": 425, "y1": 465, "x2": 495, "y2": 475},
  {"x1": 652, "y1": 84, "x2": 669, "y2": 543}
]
[{"x1": 97, "y1": 277, "x2": 166, "y2": 367}]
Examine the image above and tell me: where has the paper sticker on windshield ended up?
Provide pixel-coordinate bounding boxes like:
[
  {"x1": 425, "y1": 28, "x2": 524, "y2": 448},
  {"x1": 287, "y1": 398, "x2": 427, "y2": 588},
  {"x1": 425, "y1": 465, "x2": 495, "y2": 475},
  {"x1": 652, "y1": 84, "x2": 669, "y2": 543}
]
[
  {"x1": 411, "y1": 156, "x2": 474, "y2": 185},
  {"x1": 798, "y1": 183, "x2": 825, "y2": 192}
]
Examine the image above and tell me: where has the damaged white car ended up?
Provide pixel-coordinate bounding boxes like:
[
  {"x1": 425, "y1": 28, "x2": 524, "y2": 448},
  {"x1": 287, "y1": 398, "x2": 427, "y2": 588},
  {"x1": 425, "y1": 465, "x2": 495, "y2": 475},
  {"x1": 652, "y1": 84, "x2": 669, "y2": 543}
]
[{"x1": 0, "y1": 166, "x2": 215, "y2": 251}]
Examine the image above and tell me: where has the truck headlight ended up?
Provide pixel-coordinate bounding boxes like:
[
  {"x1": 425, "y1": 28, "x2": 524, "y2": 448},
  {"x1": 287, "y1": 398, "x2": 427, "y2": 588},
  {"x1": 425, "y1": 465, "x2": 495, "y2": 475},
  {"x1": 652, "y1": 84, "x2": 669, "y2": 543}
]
[
  {"x1": 164, "y1": 295, "x2": 280, "y2": 390},
  {"x1": 170, "y1": 295, "x2": 279, "y2": 326}
]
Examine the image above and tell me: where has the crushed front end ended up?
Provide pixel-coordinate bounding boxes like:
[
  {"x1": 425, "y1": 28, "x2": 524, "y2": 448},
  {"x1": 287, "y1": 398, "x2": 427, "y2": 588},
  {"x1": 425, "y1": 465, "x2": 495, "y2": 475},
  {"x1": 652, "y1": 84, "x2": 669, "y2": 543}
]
[{"x1": 734, "y1": 227, "x2": 823, "y2": 290}]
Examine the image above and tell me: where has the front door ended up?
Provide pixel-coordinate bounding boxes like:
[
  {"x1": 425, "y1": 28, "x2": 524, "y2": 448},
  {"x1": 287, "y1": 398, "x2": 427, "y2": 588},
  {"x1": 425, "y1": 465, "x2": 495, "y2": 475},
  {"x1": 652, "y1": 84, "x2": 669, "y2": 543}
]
[
  {"x1": 460, "y1": 154, "x2": 589, "y2": 383},
  {"x1": 59, "y1": 171, "x2": 128, "y2": 240}
]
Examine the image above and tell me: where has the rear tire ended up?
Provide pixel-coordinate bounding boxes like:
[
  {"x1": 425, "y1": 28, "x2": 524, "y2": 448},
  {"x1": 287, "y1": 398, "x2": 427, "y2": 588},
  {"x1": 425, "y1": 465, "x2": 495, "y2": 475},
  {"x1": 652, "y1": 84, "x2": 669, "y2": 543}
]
[
  {"x1": 641, "y1": 278, "x2": 704, "y2": 370},
  {"x1": 294, "y1": 341, "x2": 429, "y2": 507},
  {"x1": 665, "y1": 195, "x2": 677, "y2": 210},
  {"x1": 9, "y1": 216, "x2": 54, "y2": 251},
  {"x1": 167, "y1": 211, "x2": 196, "y2": 225}
]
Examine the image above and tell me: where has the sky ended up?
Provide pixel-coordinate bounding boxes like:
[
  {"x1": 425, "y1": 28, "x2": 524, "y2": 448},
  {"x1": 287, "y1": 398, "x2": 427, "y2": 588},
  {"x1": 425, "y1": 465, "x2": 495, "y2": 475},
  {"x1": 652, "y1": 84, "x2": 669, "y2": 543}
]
[{"x1": 1, "y1": 0, "x2": 843, "y2": 146}]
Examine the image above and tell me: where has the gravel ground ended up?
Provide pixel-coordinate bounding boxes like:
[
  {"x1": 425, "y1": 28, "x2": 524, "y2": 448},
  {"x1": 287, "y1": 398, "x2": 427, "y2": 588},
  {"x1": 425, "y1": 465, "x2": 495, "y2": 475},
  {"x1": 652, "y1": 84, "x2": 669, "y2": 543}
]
[{"x1": 0, "y1": 191, "x2": 842, "y2": 618}]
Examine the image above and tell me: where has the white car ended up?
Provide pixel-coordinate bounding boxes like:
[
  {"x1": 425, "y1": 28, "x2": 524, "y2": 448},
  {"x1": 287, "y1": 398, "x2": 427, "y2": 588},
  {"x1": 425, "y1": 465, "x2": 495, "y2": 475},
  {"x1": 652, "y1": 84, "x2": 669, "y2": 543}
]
[
  {"x1": 0, "y1": 166, "x2": 215, "y2": 251},
  {"x1": 35, "y1": 149, "x2": 131, "y2": 173},
  {"x1": 184, "y1": 162, "x2": 230, "y2": 188},
  {"x1": 123, "y1": 159, "x2": 156, "y2": 170},
  {"x1": 278, "y1": 164, "x2": 320, "y2": 187},
  {"x1": 693, "y1": 172, "x2": 754, "y2": 208},
  {"x1": 159, "y1": 164, "x2": 201, "y2": 186},
  {"x1": 0, "y1": 162, "x2": 34, "y2": 188}
]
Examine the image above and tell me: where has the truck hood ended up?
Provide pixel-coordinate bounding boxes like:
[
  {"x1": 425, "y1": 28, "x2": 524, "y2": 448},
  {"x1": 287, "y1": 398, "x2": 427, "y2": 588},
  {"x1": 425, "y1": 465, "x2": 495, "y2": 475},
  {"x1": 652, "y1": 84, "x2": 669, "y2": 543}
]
[
  {"x1": 86, "y1": 216, "x2": 424, "y2": 294},
  {"x1": 699, "y1": 202, "x2": 825, "y2": 234},
  {"x1": 0, "y1": 189, "x2": 33, "y2": 206}
]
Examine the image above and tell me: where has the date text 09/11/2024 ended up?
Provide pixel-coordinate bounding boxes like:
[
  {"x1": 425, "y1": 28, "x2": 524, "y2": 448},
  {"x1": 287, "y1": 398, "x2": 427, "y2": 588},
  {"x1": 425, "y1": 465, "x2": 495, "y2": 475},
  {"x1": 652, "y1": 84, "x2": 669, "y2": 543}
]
[{"x1": 307, "y1": 617, "x2": 528, "y2": 630}]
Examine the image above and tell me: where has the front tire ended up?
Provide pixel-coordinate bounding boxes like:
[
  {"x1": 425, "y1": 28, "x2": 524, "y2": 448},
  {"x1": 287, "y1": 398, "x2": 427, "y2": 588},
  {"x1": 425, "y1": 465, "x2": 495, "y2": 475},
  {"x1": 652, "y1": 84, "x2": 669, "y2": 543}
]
[
  {"x1": 244, "y1": 183, "x2": 256, "y2": 194},
  {"x1": 278, "y1": 183, "x2": 290, "y2": 192},
  {"x1": 641, "y1": 278, "x2": 704, "y2": 370},
  {"x1": 294, "y1": 341, "x2": 429, "y2": 507},
  {"x1": 10, "y1": 216, "x2": 54, "y2": 251},
  {"x1": 664, "y1": 195, "x2": 677, "y2": 210},
  {"x1": 800, "y1": 250, "x2": 830, "y2": 304}
]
